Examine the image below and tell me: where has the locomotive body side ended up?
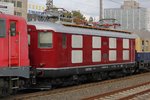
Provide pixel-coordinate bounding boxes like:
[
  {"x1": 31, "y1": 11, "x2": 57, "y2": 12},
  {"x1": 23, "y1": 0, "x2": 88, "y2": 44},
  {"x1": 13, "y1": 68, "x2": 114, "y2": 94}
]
[
  {"x1": 28, "y1": 25, "x2": 57, "y2": 69},
  {"x1": 28, "y1": 22, "x2": 136, "y2": 78},
  {"x1": 0, "y1": 14, "x2": 30, "y2": 77}
]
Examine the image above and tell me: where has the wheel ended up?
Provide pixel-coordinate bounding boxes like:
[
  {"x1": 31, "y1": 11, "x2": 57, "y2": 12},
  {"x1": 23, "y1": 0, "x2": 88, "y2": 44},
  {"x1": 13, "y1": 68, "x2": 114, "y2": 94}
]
[{"x1": 0, "y1": 80, "x2": 10, "y2": 97}]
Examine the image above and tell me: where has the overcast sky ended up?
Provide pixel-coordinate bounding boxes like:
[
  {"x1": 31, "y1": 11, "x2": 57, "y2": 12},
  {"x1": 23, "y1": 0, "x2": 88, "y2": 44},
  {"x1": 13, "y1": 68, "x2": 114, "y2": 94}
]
[{"x1": 30, "y1": 0, "x2": 150, "y2": 21}]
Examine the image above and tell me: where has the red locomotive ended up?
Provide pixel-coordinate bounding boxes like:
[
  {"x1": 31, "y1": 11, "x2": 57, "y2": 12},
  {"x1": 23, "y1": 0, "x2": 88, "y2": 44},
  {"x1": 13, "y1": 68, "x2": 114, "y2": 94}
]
[
  {"x1": 28, "y1": 22, "x2": 136, "y2": 79},
  {"x1": 0, "y1": 14, "x2": 30, "y2": 96},
  {"x1": 0, "y1": 13, "x2": 140, "y2": 97}
]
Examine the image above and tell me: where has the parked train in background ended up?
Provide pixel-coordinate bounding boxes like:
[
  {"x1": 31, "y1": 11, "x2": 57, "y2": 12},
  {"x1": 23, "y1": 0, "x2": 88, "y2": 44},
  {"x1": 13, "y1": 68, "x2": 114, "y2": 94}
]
[
  {"x1": 135, "y1": 32, "x2": 150, "y2": 70},
  {"x1": 0, "y1": 13, "x2": 150, "y2": 97}
]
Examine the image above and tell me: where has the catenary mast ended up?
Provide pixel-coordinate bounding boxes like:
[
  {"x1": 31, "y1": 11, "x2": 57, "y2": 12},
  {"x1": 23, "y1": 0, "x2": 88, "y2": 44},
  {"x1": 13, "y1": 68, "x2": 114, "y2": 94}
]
[{"x1": 100, "y1": 0, "x2": 103, "y2": 20}]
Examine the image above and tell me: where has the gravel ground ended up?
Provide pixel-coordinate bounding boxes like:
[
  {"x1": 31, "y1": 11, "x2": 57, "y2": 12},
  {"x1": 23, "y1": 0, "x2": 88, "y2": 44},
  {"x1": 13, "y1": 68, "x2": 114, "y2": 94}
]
[{"x1": 21, "y1": 73, "x2": 150, "y2": 100}]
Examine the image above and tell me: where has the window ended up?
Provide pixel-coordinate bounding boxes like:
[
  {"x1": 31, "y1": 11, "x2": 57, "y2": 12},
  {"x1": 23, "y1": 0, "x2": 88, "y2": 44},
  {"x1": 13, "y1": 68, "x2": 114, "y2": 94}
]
[
  {"x1": 92, "y1": 36, "x2": 101, "y2": 48},
  {"x1": 32, "y1": 5, "x2": 35, "y2": 9},
  {"x1": 42, "y1": 7, "x2": 45, "y2": 10},
  {"x1": 16, "y1": 12, "x2": 22, "y2": 16},
  {"x1": 145, "y1": 40, "x2": 149, "y2": 51},
  {"x1": 109, "y1": 38, "x2": 116, "y2": 48},
  {"x1": 142, "y1": 40, "x2": 144, "y2": 45},
  {"x1": 12, "y1": 1, "x2": 16, "y2": 7},
  {"x1": 72, "y1": 50, "x2": 83, "y2": 63},
  {"x1": 92, "y1": 36, "x2": 101, "y2": 62},
  {"x1": 10, "y1": 21, "x2": 16, "y2": 36},
  {"x1": 0, "y1": 19, "x2": 6, "y2": 37},
  {"x1": 123, "y1": 39, "x2": 129, "y2": 49},
  {"x1": 109, "y1": 50, "x2": 117, "y2": 61},
  {"x1": 17, "y1": 1, "x2": 22, "y2": 8},
  {"x1": 123, "y1": 50, "x2": 129, "y2": 60},
  {"x1": 62, "y1": 34, "x2": 67, "y2": 48},
  {"x1": 28, "y1": 4, "x2": 31, "y2": 8},
  {"x1": 72, "y1": 35, "x2": 83, "y2": 48},
  {"x1": 145, "y1": 40, "x2": 149, "y2": 46},
  {"x1": 39, "y1": 6, "x2": 41, "y2": 10},
  {"x1": 36, "y1": 5, "x2": 38, "y2": 9},
  {"x1": 15, "y1": 12, "x2": 22, "y2": 16},
  {"x1": 4, "y1": 0, "x2": 9, "y2": 2},
  {"x1": 92, "y1": 50, "x2": 101, "y2": 62},
  {"x1": 39, "y1": 32, "x2": 53, "y2": 48},
  {"x1": 14, "y1": 11, "x2": 16, "y2": 15}
]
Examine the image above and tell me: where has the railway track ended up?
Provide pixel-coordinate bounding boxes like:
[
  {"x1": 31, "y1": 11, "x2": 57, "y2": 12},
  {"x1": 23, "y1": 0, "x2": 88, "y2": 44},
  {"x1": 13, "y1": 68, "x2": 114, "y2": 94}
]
[
  {"x1": 84, "y1": 82, "x2": 150, "y2": 100},
  {"x1": 4, "y1": 72, "x2": 150, "y2": 100}
]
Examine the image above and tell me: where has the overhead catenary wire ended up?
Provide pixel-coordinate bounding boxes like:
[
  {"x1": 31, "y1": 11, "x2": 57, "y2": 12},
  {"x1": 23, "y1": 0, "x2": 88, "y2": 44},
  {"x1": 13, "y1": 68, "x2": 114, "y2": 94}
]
[{"x1": 107, "y1": 0, "x2": 122, "y2": 5}]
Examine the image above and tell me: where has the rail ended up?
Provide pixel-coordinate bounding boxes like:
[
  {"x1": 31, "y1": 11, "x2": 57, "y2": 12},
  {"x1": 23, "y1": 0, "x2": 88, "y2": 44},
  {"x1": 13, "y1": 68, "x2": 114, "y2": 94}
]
[{"x1": 84, "y1": 82, "x2": 150, "y2": 100}]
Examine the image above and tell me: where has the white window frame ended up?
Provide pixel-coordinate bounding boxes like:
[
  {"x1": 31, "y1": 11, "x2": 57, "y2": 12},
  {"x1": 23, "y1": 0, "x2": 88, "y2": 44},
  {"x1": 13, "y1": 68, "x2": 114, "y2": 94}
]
[
  {"x1": 109, "y1": 50, "x2": 117, "y2": 61},
  {"x1": 123, "y1": 39, "x2": 129, "y2": 49},
  {"x1": 109, "y1": 38, "x2": 117, "y2": 48},
  {"x1": 92, "y1": 50, "x2": 101, "y2": 62},
  {"x1": 38, "y1": 32, "x2": 53, "y2": 48},
  {"x1": 72, "y1": 50, "x2": 83, "y2": 63},
  {"x1": 72, "y1": 35, "x2": 83, "y2": 48},
  {"x1": 123, "y1": 50, "x2": 129, "y2": 60},
  {"x1": 92, "y1": 36, "x2": 101, "y2": 48}
]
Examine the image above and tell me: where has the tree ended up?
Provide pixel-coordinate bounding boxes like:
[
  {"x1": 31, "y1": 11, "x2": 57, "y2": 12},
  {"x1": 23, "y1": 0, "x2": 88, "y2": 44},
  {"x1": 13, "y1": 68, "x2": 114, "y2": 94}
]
[
  {"x1": 59, "y1": 10, "x2": 87, "y2": 24},
  {"x1": 72, "y1": 10, "x2": 86, "y2": 20},
  {"x1": 71, "y1": 10, "x2": 87, "y2": 24}
]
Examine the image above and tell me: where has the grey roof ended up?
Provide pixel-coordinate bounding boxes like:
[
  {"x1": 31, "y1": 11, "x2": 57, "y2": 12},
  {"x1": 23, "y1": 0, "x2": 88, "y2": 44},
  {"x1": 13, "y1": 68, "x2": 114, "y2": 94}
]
[{"x1": 28, "y1": 22, "x2": 137, "y2": 39}]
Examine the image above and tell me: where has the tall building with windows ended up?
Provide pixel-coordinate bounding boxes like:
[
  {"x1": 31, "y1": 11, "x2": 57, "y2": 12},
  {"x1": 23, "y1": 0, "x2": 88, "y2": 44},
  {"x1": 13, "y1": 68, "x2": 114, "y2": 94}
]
[
  {"x1": 104, "y1": 0, "x2": 150, "y2": 31},
  {"x1": 104, "y1": 8, "x2": 149, "y2": 31},
  {"x1": 104, "y1": 0, "x2": 150, "y2": 52},
  {"x1": 0, "y1": 0, "x2": 27, "y2": 19}
]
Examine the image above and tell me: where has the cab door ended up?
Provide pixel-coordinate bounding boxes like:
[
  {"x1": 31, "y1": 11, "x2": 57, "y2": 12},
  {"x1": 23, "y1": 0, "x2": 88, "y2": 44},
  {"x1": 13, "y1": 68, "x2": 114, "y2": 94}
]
[
  {"x1": 58, "y1": 33, "x2": 68, "y2": 67},
  {"x1": 9, "y1": 21, "x2": 19, "y2": 67}
]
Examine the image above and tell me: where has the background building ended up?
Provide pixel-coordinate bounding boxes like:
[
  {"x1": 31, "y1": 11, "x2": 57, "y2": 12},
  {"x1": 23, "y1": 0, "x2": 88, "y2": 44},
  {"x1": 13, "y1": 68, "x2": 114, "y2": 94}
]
[
  {"x1": 104, "y1": 8, "x2": 148, "y2": 31},
  {"x1": 0, "y1": 2, "x2": 14, "y2": 15},
  {"x1": 27, "y1": 0, "x2": 46, "y2": 21},
  {"x1": 104, "y1": 0, "x2": 150, "y2": 31},
  {"x1": 28, "y1": 0, "x2": 46, "y2": 15},
  {"x1": 104, "y1": 0, "x2": 150, "y2": 52},
  {"x1": 121, "y1": 0, "x2": 140, "y2": 9},
  {"x1": 0, "y1": 0, "x2": 27, "y2": 19}
]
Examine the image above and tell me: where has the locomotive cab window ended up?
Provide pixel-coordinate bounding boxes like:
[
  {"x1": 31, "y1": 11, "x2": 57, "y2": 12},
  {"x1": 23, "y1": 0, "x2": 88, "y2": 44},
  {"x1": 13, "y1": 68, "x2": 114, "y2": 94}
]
[
  {"x1": 38, "y1": 32, "x2": 53, "y2": 48},
  {"x1": 0, "y1": 19, "x2": 6, "y2": 37},
  {"x1": 10, "y1": 21, "x2": 17, "y2": 36}
]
